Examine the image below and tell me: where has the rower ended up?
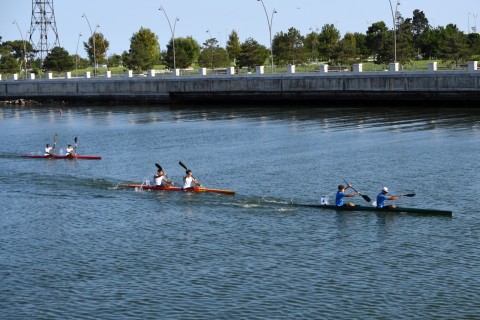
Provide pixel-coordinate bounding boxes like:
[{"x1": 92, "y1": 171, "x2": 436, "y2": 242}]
[
  {"x1": 376, "y1": 187, "x2": 403, "y2": 209},
  {"x1": 154, "y1": 168, "x2": 174, "y2": 186},
  {"x1": 44, "y1": 143, "x2": 55, "y2": 156},
  {"x1": 335, "y1": 184, "x2": 360, "y2": 207},
  {"x1": 182, "y1": 170, "x2": 202, "y2": 189},
  {"x1": 66, "y1": 144, "x2": 76, "y2": 157}
]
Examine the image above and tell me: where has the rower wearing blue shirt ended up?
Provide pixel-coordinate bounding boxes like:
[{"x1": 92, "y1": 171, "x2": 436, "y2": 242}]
[
  {"x1": 335, "y1": 184, "x2": 359, "y2": 207},
  {"x1": 376, "y1": 187, "x2": 403, "y2": 209}
]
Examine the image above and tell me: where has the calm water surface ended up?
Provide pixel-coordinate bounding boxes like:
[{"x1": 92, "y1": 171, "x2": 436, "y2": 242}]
[{"x1": 1, "y1": 105, "x2": 479, "y2": 319}]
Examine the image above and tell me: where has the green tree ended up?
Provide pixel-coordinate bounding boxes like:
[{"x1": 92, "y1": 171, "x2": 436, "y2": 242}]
[
  {"x1": 417, "y1": 26, "x2": 442, "y2": 59},
  {"x1": 164, "y1": 36, "x2": 201, "y2": 69},
  {"x1": 83, "y1": 32, "x2": 109, "y2": 68},
  {"x1": 108, "y1": 53, "x2": 123, "y2": 67},
  {"x1": 125, "y1": 27, "x2": 160, "y2": 71},
  {"x1": 332, "y1": 33, "x2": 358, "y2": 65},
  {"x1": 237, "y1": 37, "x2": 269, "y2": 70},
  {"x1": 226, "y1": 30, "x2": 241, "y2": 66},
  {"x1": 0, "y1": 53, "x2": 20, "y2": 74},
  {"x1": 438, "y1": 24, "x2": 471, "y2": 66},
  {"x1": 317, "y1": 24, "x2": 341, "y2": 62},
  {"x1": 365, "y1": 21, "x2": 389, "y2": 63},
  {"x1": 272, "y1": 27, "x2": 308, "y2": 66},
  {"x1": 395, "y1": 18, "x2": 416, "y2": 64},
  {"x1": 467, "y1": 33, "x2": 480, "y2": 59},
  {"x1": 1, "y1": 40, "x2": 34, "y2": 72},
  {"x1": 198, "y1": 38, "x2": 230, "y2": 70},
  {"x1": 305, "y1": 30, "x2": 320, "y2": 62},
  {"x1": 353, "y1": 32, "x2": 370, "y2": 60},
  {"x1": 43, "y1": 47, "x2": 74, "y2": 72},
  {"x1": 411, "y1": 9, "x2": 429, "y2": 55}
]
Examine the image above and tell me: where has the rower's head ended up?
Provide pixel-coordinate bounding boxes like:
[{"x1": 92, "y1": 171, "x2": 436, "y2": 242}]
[
  {"x1": 186, "y1": 170, "x2": 192, "y2": 175},
  {"x1": 338, "y1": 184, "x2": 345, "y2": 191},
  {"x1": 382, "y1": 187, "x2": 389, "y2": 194},
  {"x1": 46, "y1": 144, "x2": 50, "y2": 147},
  {"x1": 67, "y1": 144, "x2": 72, "y2": 148}
]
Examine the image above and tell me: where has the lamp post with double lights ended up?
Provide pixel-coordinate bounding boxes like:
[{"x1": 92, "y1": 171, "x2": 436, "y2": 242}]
[
  {"x1": 159, "y1": 6, "x2": 179, "y2": 71},
  {"x1": 257, "y1": 0, "x2": 277, "y2": 74},
  {"x1": 468, "y1": 12, "x2": 478, "y2": 33},
  {"x1": 388, "y1": 0, "x2": 400, "y2": 63},
  {"x1": 13, "y1": 20, "x2": 28, "y2": 79},
  {"x1": 82, "y1": 13, "x2": 100, "y2": 77}
]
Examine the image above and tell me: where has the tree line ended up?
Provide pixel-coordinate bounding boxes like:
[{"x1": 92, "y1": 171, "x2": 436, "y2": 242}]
[{"x1": 1, "y1": 9, "x2": 480, "y2": 75}]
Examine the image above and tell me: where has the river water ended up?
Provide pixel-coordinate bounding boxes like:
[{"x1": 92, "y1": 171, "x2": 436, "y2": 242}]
[{"x1": 1, "y1": 105, "x2": 479, "y2": 319}]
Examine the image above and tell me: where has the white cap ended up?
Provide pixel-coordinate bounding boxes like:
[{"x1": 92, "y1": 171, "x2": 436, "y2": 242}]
[{"x1": 382, "y1": 187, "x2": 389, "y2": 193}]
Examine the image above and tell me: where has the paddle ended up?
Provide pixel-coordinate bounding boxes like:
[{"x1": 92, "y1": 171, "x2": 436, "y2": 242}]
[
  {"x1": 402, "y1": 193, "x2": 416, "y2": 197},
  {"x1": 74, "y1": 137, "x2": 78, "y2": 154},
  {"x1": 179, "y1": 161, "x2": 202, "y2": 187},
  {"x1": 53, "y1": 133, "x2": 58, "y2": 151},
  {"x1": 342, "y1": 178, "x2": 371, "y2": 202}
]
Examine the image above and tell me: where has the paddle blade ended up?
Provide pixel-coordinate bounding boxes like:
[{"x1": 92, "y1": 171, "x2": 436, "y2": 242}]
[
  {"x1": 54, "y1": 133, "x2": 58, "y2": 143},
  {"x1": 74, "y1": 137, "x2": 78, "y2": 144},
  {"x1": 361, "y1": 194, "x2": 371, "y2": 202},
  {"x1": 404, "y1": 193, "x2": 416, "y2": 197},
  {"x1": 155, "y1": 163, "x2": 163, "y2": 171},
  {"x1": 179, "y1": 161, "x2": 188, "y2": 170}
]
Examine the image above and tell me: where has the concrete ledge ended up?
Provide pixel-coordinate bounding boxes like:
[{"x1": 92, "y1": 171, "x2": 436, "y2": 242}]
[{"x1": 1, "y1": 71, "x2": 480, "y2": 106}]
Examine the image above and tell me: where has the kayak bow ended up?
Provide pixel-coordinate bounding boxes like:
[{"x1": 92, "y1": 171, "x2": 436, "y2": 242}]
[
  {"x1": 123, "y1": 184, "x2": 235, "y2": 196},
  {"x1": 21, "y1": 154, "x2": 102, "y2": 160}
]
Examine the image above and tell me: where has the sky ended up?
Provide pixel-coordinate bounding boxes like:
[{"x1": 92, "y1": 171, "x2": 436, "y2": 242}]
[{"x1": 1, "y1": 0, "x2": 479, "y2": 58}]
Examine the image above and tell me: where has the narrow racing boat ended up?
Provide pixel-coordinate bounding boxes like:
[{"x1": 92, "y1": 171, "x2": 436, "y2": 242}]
[
  {"x1": 123, "y1": 184, "x2": 235, "y2": 196},
  {"x1": 303, "y1": 204, "x2": 452, "y2": 216},
  {"x1": 21, "y1": 154, "x2": 102, "y2": 160}
]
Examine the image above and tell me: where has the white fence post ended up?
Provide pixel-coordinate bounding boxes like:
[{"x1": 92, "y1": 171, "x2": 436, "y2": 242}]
[
  {"x1": 353, "y1": 64, "x2": 363, "y2": 73},
  {"x1": 389, "y1": 63, "x2": 399, "y2": 72},
  {"x1": 256, "y1": 66, "x2": 264, "y2": 74},
  {"x1": 468, "y1": 61, "x2": 478, "y2": 72}
]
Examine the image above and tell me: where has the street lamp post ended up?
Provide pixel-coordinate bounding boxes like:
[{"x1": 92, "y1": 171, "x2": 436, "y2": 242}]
[
  {"x1": 206, "y1": 29, "x2": 214, "y2": 72},
  {"x1": 13, "y1": 20, "x2": 27, "y2": 79},
  {"x1": 388, "y1": 0, "x2": 400, "y2": 63},
  {"x1": 468, "y1": 12, "x2": 478, "y2": 33},
  {"x1": 257, "y1": 0, "x2": 277, "y2": 74},
  {"x1": 159, "y1": 6, "x2": 179, "y2": 71},
  {"x1": 75, "y1": 33, "x2": 82, "y2": 77},
  {"x1": 82, "y1": 13, "x2": 99, "y2": 77}
]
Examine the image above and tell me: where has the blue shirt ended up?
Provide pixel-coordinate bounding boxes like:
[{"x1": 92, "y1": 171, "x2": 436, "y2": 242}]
[
  {"x1": 336, "y1": 191, "x2": 345, "y2": 206},
  {"x1": 377, "y1": 193, "x2": 387, "y2": 208}
]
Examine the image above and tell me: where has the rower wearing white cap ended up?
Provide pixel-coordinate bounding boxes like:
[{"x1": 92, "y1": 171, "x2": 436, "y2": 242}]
[{"x1": 376, "y1": 187, "x2": 403, "y2": 209}]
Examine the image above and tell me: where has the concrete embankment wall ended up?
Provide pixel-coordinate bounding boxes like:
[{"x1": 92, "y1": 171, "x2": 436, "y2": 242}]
[{"x1": 1, "y1": 71, "x2": 480, "y2": 105}]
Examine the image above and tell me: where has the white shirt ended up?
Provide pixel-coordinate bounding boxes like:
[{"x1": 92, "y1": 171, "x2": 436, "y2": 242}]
[
  {"x1": 44, "y1": 146, "x2": 53, "y2": 156},
  {"x1": 154, "y1": 175, "x2": 166, "y2": 186},
  {"x1": 66, "y1": 146, "x2": 74, "y2": 155},
  {"x1": 183, "y1": 176, "x2": 193, "y2": 188}
]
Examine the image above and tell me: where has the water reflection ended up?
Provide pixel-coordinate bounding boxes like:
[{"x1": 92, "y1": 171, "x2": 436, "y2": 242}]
[{"x1": 1, "y1": 105, "x2": 480, "y2": 132}]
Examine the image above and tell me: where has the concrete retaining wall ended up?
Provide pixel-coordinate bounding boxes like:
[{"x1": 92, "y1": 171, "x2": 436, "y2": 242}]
[{"x1": 1, "y1": 70, "x2": 479, "y2": 105}]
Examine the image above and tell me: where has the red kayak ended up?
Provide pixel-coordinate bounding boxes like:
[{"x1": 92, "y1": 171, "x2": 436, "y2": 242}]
[
  {"x1": 123, "y1": 184, "x2": 235, "y2": 196},
  {"x1": 21, "y1": 154, "x2": 102, "y2": 160}
]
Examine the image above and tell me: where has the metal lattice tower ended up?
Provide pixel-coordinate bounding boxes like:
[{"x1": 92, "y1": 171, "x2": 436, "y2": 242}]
[{"x1": 28, "y1": 0, "x2": 60, "y2": 64}]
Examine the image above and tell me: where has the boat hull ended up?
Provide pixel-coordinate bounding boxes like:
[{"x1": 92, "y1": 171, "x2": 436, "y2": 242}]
[
  {"x1": 304, "y1": 204, "x2": 452, "y2": 216},
  {"x1": 21, "y1": 154, "x2": 102, "y2": 160},
  {"x1": 123, "y1": 184, "x2": 235, "y2": 196}
]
